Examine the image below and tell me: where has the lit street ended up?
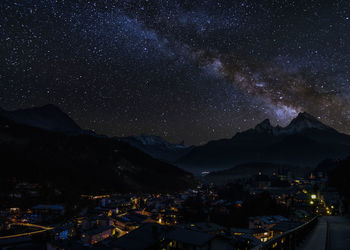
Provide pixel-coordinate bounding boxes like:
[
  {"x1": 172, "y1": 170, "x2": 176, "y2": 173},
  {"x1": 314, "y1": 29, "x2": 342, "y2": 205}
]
[{"x1": 0, "y1": 223, "x2": 53, "y2": 240}]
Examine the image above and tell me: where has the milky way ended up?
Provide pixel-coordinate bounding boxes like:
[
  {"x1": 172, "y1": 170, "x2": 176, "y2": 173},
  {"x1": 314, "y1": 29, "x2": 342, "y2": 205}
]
[{"x1": 1, "y1": 1, "x2": 350, "y2": 144}]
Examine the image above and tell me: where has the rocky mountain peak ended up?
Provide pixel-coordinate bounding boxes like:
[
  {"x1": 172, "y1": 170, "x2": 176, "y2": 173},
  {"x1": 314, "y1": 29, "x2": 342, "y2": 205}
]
[
  {"x1": 286, "y1": 112, "x2": 332, "y2": 132},
  {"x1": 254, "y1": 119, "x2": 274, "y2": 133},
  {"x1": 0, "y1": 104, "x2": 82, "y2": 133}
]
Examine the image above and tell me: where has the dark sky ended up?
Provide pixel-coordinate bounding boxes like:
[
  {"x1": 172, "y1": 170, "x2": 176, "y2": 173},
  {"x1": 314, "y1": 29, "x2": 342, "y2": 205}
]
[{"x1": 1, "y1": 0, "x2": 350, "y2": 144}]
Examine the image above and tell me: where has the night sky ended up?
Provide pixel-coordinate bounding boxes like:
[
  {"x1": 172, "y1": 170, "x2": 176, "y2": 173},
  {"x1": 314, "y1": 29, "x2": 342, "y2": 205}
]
[{"x1": 1, "y1": 1, "x2": 350, "y2": 144}]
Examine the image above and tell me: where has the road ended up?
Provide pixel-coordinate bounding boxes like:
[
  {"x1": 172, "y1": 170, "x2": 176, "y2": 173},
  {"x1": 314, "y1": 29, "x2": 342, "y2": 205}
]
[
  {"x1": 327, "y1": 216, "x2": 350, "y2": 250},
  {"x1": 298, "y1": 216, "x2": 350, "y2": 250},
  {"x1": 0, "y1": 223, "x2": 53, "y2": 240},
  {"x1": 10, "y1": 223, "x2": 53, "y2": 230}
]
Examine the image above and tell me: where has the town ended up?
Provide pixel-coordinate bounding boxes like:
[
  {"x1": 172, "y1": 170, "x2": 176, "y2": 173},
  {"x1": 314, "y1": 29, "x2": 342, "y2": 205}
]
[
  {"x1": 0, "y1": 167, "x2": 344, "y2": 249},
  {"x1": 2, "y1": 0, "x2": 350, "y2": 249}
]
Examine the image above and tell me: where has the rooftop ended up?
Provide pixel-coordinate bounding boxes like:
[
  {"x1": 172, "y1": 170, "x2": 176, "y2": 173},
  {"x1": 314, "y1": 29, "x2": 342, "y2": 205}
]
[
  {"x1": 108, "y1": 223, "x2": 167, "y2": 250},
  {"x1": 32, "y1": 204, "x2": 64, "y2": 210},
  {"x1": 166, "y1": 227, "x2": 215, "y2": 246},
  {"x1": 85, "y1": 225, "x2": 115, "y2": 236}
]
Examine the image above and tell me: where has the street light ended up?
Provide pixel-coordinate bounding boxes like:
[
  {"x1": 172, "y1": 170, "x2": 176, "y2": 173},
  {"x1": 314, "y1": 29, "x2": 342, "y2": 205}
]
[{"x1": 311, "y1": 194, "x2": 317, "y2": 199}]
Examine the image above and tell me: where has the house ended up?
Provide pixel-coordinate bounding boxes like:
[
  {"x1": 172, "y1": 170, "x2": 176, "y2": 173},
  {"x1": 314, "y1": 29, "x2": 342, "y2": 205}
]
[
  {"x1": 231, "y1": 227, "x2": 270, "y2": 243},
  {"x1": 210, "y1": 235, "x2": 253, "y2": 250},
  {"x1": 32, "y1": 204, "x2": 64, "y2": 215},
  {"x1": 124, "y1": 211, "x2": 154, "y2": 224},
  {"x1": 94, "y1": 206, "x2": 116, "y2": 216},
  {"x1": 165, "y1": 227, "x2": 215, "y2": 250},
  {"x1": 108, "y1": 223, "x2": 168, "y2": 250},
  {"x1": 248, "y1": 216, "x2": 288, "y2": 231},
  {"x1": 113, "y1": 216, "x2": 139, "y2": 232},
  {"x1": 31, "y1": 204, "x2": 65, "y2": 215},
  {"x1": 51, "y1": 222, "x2": 76, "y2": 240},
  {"x1": 82, "y1": 225, "x2": 116, "y2": 245},
  {"x1": 184, "y1": 222, "x2": 225, "y2": 235},
  {"x1": 270, "y1": 221, "x2": 301, "y2": 237},
  {"x1": 248, "y1": 216, "x2": 289, "y2": 242},
  {"x1": 112, "y1": 211, "x2": 154, "y2": 232},
  {"x1": 81, "y1": 215, "x2": 113, "y2": 230},
  {"x1": 108, "y1": 223, "x2": 224, "y2": 250},
  {"x1": 30, "y1": 204, "x2": 65, "y2": 223}
]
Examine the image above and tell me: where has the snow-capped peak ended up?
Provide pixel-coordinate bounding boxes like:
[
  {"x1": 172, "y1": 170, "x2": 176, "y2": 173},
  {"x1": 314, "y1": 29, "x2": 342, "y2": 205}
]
[
  {"x1": 253, "y1": 112, "x2": 335, "y2": 136},
  {"x1": 137, "y1": 134, "x2": 168, "y2": 146},
  {"x1": 135, "y1": 134, "x2": 189, "y2": 149},
  {"x1": 284, "y1": 112, "x2": 332, "y2": 133}
]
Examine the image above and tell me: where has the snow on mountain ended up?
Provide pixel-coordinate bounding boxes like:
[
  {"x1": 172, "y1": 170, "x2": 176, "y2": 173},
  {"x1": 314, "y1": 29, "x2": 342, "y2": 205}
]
[
  {"x1": 177, "y1": 112, "x2": 350, "y2": 168},
  {"x1": 283, "y1": 112, "x2": 334, "y2": 133},
  {"x1": 253, "y1": 112, "x2": 335, "y2": 136},
  {"x1": 135, "y1": 134, "x2": 189, "y2": 149},
  {"x1": 117, "y1": 134, "x2": 193, "y2": 163}
]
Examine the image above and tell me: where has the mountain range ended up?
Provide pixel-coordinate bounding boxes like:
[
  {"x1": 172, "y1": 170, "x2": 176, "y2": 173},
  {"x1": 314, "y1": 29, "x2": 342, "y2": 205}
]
[
  {"x1": 176, "y1": 112, "x2": 350, "y2": 169},
  {"x1": 0, "y1": 105, "x2": 194, "y2": 195},
  {"x1": 117, "y1": 134, "x2": 193, "y2": 163},
  {"x1": 1, "y1": 104, "x2": 350, "y2": 177},
  {"x1": 0, "y1": 104, "x2": 93, "y2": 135}
]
